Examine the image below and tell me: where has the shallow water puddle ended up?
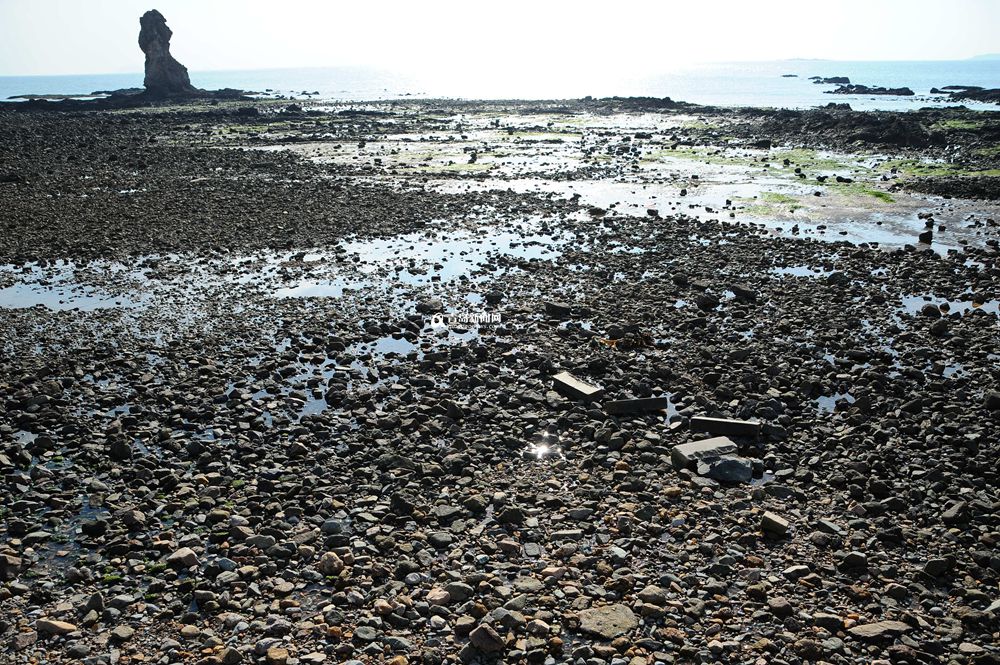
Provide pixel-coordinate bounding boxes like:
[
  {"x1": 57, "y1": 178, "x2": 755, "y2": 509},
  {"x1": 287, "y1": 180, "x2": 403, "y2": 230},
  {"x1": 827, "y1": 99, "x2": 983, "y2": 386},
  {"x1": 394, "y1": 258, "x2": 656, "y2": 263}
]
[
  {"x1": 770, "y1": 265, "x2": 834, "y2": 278},
  {"x1": 900, "y1": 294, "x2": 1000, "y2": 317},
  {"x1": 273, "y1": 276, "x2": 370, "y2": 299},
  {"x1": 360, "y1": 335, "x2": 419, "y2": 357},
  {"x1": 941, "y1": 363, "x2": 964, "y2": 378},
  {"x1": 817, "y1": 392, "x2": 856, "y2": 413},
  {"x1": 344, "y1": 227, "x2": 563, "y2": 270},
  {"x1": 14, "y1": 430, "x2": 37, "y2": 445},
  {"x1": 1, "y1": 228, "x2": 562, "y2": 314},
  {"x1": 431, "y1": 177, "x2": 697, "y2": 215},
  {"x1": 268, "y1": 224, "x2": 564, "y2": 300},
  {"x1": 429, "y1": 171, "x2": 996, "y2": 251},
  {"x1": 0, "y1": 281, "x2": 143, "y2": 311}
]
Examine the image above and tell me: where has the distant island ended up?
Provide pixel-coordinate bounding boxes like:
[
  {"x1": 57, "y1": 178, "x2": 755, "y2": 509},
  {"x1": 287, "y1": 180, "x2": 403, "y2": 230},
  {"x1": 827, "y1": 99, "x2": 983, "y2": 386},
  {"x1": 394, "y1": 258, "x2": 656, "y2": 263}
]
[{"x1": 969, "y1": 53, "x2": 1000, "y2": 60}]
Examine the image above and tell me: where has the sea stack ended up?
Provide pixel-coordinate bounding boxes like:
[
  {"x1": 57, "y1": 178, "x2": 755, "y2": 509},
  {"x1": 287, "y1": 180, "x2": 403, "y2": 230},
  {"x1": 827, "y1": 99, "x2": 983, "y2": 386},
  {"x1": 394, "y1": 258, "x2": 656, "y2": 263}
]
[{"x1": 138, "y1": 9, "x2": 197, "y2": 97}]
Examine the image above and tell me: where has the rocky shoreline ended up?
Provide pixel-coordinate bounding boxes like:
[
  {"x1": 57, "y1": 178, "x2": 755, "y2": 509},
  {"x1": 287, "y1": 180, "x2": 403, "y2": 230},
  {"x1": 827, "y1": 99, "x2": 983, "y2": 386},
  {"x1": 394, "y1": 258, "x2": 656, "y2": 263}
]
[{"x1": 1, "y1": 96, "x2": 998, "y2": 665}]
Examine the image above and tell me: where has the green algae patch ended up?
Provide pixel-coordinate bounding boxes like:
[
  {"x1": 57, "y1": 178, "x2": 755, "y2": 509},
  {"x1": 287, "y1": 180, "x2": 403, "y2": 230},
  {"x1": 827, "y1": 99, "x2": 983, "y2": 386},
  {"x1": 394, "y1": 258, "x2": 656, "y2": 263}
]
[
  {"x1": 934, "y1": 118, "x2": 987, "y2": 131},
  {"x1": 769, "y1": 148, "x2": 852, "y2": 172},
  {"x1": 761, "y1": 192, "x2": 798, "y2": 205},
  {"x1": 644, "y1": 145, "x2": 750, "y2": 167},
  {"x1": 652, "y1": 145, "x2": 853, "y2": 174},
  {"x1": 826, "y1": 181, "x2": 896, "y2": 203},
  {"x1": 863, "y1": 189, "x2": 895, "y2": 203},
  {"x1": 739, "y1": 193, "x2": 805, "y2": 215},
  {"x1": 974, "y1": 146, "x2": 1000, "y2": 157}
]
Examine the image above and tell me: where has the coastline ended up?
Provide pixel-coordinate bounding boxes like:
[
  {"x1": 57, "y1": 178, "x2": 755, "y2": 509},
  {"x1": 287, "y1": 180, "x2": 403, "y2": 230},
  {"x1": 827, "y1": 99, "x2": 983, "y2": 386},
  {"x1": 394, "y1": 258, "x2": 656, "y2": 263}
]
[{"x1": 3, "y1": 58, "x2": 1000, "y2": 110}]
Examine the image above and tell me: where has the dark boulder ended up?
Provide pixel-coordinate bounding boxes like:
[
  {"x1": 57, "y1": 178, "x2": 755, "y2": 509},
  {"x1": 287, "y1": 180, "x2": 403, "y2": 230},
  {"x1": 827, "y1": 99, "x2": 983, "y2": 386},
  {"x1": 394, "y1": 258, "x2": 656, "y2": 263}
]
[{"x1": 813, "y1": 76, "x2": 851, "y2": 85}]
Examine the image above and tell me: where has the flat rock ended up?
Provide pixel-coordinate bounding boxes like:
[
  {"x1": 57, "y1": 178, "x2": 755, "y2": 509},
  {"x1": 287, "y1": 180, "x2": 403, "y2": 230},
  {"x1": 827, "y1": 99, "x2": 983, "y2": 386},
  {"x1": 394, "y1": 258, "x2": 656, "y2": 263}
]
[
  {"x1": 578, "y1": 604, "x2": 638, "y2": 640},
  {"x1": 427, "y1": 588, "x2": 451, "y2": 605},
  {"x1": 13, "y1": 632, "x2": 37, "y2": 650},
  {"x1": 110, "y1": 625, "x2": 135, "y2": 642},
  {"x1": 514, "y1": 576, "x2": 544, "y2": 593},
  {"x1": 544, "y1": 301, "x2": 572, "y2": 318},
  {"x1": 37, "y1": 619, "x2": 78, "y2": 635},
  {"x1": 768, "y1": 597, "x2": 794, "y2": 618},
  {"x1": 219, "y1": 647, "x2": 244, "y2": 664},
  {"x1": 848, "y1": 620, "x2": 911, "y2": 640}
]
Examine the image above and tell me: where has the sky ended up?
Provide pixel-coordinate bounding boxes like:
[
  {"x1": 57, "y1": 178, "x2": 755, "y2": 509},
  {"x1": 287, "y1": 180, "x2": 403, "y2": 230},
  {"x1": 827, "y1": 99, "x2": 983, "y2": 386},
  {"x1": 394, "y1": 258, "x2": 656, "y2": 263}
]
[{"x1": 1, "y1": 0, "x2": 999, "y2": 78}]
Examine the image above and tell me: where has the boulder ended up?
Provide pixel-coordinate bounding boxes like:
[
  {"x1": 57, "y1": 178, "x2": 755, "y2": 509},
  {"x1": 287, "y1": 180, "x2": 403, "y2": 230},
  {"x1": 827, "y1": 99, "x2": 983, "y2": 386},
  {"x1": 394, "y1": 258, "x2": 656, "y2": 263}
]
[
  {"x1": 468, "y1": 624, "x2": 505, "y2": 652},
  {"x1": 698, "y1": 455, "x2": 753, "y2": 483},
  {"x1": 166, "y1": 546, "x2": 199, "y2": 568},
  {"x1": 317, "y1": 551, "x2": 344, "y2": 576}
]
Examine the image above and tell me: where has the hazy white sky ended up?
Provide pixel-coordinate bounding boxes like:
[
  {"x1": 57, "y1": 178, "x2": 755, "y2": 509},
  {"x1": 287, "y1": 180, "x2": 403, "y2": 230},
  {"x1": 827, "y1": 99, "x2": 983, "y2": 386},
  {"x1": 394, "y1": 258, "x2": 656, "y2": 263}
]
[{"x1": 1, "y1": 0, "x2": 998, "y2": 77}]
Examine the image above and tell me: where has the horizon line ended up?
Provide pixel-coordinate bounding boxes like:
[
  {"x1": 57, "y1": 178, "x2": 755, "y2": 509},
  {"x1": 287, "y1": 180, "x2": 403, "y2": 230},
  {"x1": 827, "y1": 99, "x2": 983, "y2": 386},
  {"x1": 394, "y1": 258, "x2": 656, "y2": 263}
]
[{"x1": 1, "y1": 55, "x2": 998, "y2": 79}]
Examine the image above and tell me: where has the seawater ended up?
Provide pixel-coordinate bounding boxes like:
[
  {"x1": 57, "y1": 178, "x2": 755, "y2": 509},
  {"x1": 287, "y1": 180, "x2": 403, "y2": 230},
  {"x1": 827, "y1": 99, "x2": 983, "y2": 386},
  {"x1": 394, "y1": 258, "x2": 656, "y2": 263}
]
[{"x1": 1, "y1": 60, "x2": 997, "y2": 110}]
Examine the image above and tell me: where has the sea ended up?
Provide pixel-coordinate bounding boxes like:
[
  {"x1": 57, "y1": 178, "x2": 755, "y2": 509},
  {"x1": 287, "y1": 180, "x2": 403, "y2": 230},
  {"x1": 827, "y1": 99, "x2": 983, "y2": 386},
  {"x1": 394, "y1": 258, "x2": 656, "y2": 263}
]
[{"x1": 1, "y1": 60, "x2": 997, "y2": 111}]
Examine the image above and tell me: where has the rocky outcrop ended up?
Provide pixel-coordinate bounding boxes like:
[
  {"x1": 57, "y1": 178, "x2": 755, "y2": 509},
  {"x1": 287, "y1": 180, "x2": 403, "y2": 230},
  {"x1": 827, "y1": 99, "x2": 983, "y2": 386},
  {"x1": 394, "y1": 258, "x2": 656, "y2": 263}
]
[
  {"x1": 810, "y1": 76, "x2": 850, "y2": 85},
  {"x1": 139, "y1": 10, "x2": 197, "y2": 98},
  {"x1": 827, "y1": 84, "x2": 915, "y2": 96},
  {"x1": 902, "y1": 175, "x2": 1000, "y2": 200},
  {"x1": 940, "y1": 86, "x2": 1000, "y2": 104},
  {"x1": 742, "y1": 108, "x2": 941, "y2": 149},
  {"x1": 930, "y1": 84, "x2": 1000, "y2": 104}
]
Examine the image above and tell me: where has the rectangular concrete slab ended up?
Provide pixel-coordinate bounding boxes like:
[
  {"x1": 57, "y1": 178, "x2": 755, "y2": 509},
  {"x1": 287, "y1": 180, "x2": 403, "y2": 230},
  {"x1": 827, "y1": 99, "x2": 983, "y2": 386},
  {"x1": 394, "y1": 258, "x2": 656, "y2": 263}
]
[
  {"x1": 690, "y1": 416, "x2": 761, "y2": 438},
  {"x1": 761, "y1": 511, "x2": 790, "y2": 536},
  {"x1": 552, "y1": 371, "x2": 604, "y2": 401},
  {"x1": 604, "y1": 396, "x2": 670, "y2": 415},
  {"x1": 671, "y1": 436, "x2": 738, "y2": 470}
]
